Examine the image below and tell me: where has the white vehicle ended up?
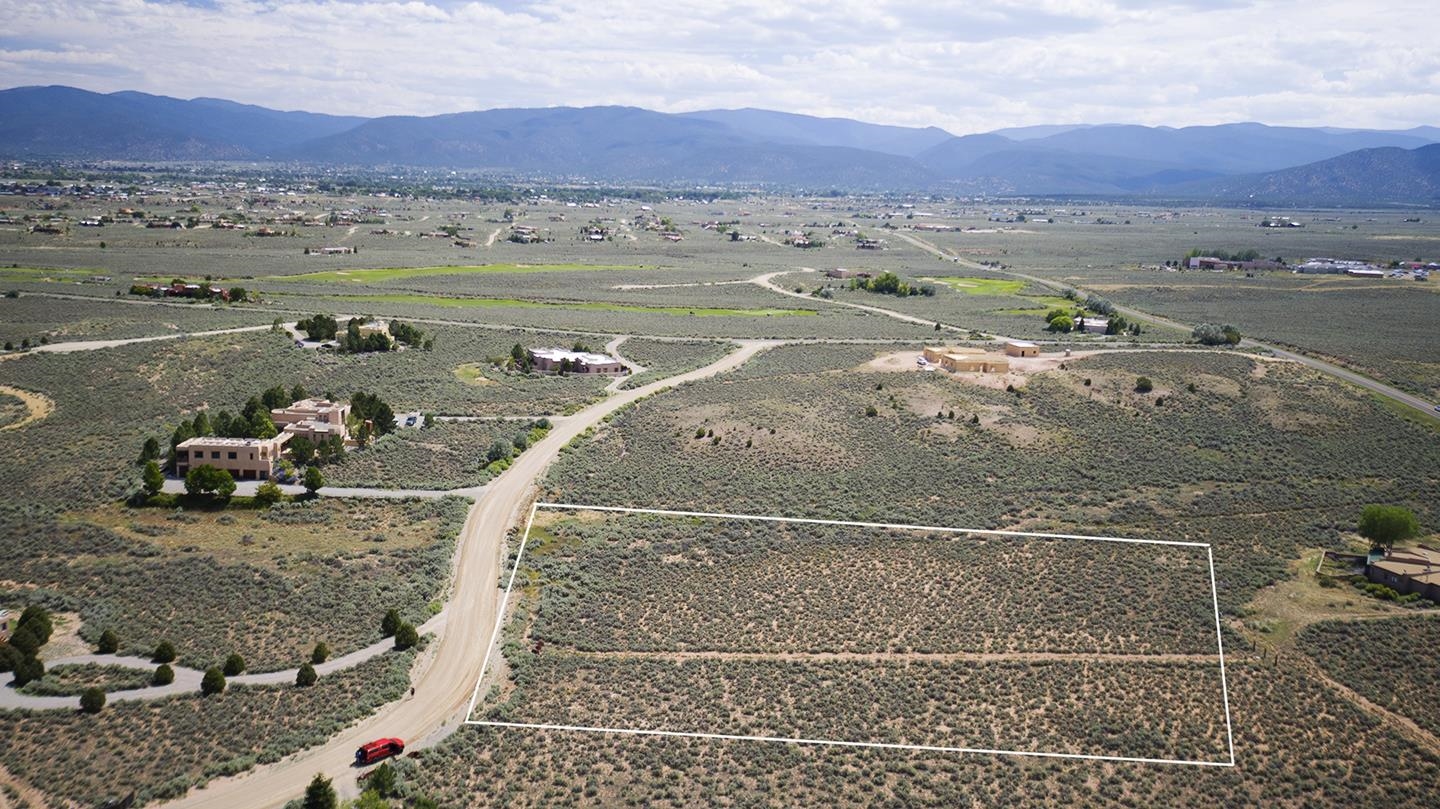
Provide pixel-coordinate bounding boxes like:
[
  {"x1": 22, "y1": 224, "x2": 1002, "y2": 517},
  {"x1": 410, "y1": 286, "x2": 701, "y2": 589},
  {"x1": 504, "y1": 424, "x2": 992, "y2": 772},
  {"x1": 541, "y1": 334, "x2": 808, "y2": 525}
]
[{"x1": 916, "y1": 356, "x2": 929, "y2": 366}]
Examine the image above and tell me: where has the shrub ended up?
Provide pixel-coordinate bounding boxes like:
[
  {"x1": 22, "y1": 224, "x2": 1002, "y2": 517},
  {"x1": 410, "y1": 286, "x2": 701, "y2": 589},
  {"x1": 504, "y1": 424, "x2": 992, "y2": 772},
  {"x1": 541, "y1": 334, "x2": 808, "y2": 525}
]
[
  {"x1": 8, "y1": 625, "x2": 40, "y2": 656},
  {"x1": 153, "y1": 641, "x2": 178, "y2": 664},
  {"x1": 13, "y1": 655, "x2": 44, "y2": 687},
  {"x1": 296, "y1": 662, "x2": 318, "y2": 687},
  {"x1": 18, "y1": 606, "x2": 52, "y2": 645},
  {"x1": 0, "y1": 643, "x2": 21, "y2": 673},
  {"x1": 184, "y1": 465, "x2": 236, "y2": 499},
  {"x1": 1135, "y1": 377, "x2": 1154, "y2": 394},
  {"x1": 311, "y1": 641, "x2": 330, "y2": 664},
  {"x1": 303, "y1": 466, "x2": 324, "y2": 495},
  {"x1": 97, "y1": 629, "x2": 120, "y2": 654},
  {"x1": 255, "y1": 480, "x2": 283, "y2": 506},
  {"x1": 153, "y1": 664, "x2": 175, "y2": 685},
  {"x1": 80, "y1": 686, "x2": 106, "y2": 714},
  {"x1": 1047, "y1": 315, "x2": 1073, "y2": 333},
  {"x1": 223, "y1": 653, "x2": 247, "y2": 676},
  {"x1": 201, "y1": 666, "x2": 226, "y2": 696},
  {"x1": 381, "y1": 609, "x2": 402, "y2": 638},
  {"x1": 304, "y1": 773, "x2": 338, "y2": 809},
  {"x1": 393, "y1": 622, "x2": 419, "y2": 651},
  {"x1": 368, "y1": 762, "x2": 397, "y2": 797},
  {"x1": 864, "y1": 405, "x2": 877, "y2": 417}
]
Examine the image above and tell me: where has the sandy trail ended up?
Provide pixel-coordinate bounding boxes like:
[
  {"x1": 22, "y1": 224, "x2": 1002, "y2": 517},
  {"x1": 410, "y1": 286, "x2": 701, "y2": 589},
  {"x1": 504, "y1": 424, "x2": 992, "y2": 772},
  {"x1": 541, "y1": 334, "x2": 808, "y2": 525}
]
[{"x1": 0, "y1": 384, "x2": 53, "y2": 430}]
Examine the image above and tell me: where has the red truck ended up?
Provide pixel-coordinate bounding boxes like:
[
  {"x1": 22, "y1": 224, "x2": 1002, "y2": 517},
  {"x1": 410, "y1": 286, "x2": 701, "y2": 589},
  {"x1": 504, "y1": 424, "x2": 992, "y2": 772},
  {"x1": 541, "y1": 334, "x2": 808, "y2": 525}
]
[{"x1": 355, "y1": 738, "x2": 405, "y2": 766}]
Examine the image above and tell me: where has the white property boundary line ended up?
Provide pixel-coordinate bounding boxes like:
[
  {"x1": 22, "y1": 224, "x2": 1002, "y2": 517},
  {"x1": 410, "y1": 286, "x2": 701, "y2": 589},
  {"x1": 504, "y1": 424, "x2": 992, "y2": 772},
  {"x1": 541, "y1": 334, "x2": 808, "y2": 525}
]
[{"x1": 465, "y1": 502, "x2": 1237, "y2": 768}]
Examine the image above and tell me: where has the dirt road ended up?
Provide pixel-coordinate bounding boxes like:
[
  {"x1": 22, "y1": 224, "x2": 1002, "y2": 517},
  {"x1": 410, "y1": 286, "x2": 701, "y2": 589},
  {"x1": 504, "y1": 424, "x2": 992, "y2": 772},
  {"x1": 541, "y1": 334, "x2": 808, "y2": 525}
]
[{"x1": 163, "y1": 340, "x2": 776, "y2": 809}]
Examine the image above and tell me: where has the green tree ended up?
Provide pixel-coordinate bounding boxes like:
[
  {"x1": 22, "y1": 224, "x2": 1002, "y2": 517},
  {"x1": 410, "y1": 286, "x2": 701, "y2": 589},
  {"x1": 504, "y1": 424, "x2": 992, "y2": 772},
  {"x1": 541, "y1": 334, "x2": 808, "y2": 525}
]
[
  {"x1": 153, "y1": 663, "x2": 175, "y2": 685},
  {"x1": 13, "y1": 655, "x2": 44, "y2": 687},
  {"x1": 303, "y1": 774, "x2": 338, "y2": 809},
  {"x1": 1135, "y1": 377, "x2": 1154, "y2": 394},
  {"x1": 368, "y1": 762, "x2": 397, "y2": 797},
  {"x1": 223, "y1": 653, "x2": 246, "y2": 676},
  {"x1": 201, "y1": 666, "x2": 226, "y2": 696},
  {"x1": 17, "y1": 606, "x2": 52, "y2": 645},
  {"x1": 255, "y1": 480, "x2": 284, "y2": 506},
  {"x1": 296, "y1": 662, "x2": 318, "y2": 687},
  {"x1": 487, "y1": 440, "x2": 513, "y2": 464},
  {"x1": 8, "y1": 626, "x2": 40, "y2": 656},
  {"x1": 142, "y1": 460, "x2": 166, "y2": 497},
  {"x1": 311, "y1": 641, "x2": 330, "y2": 664},
  {"x1": 185, "y1": 465, "x2": 236, "y2": 499},
  {"x1": 290, "y1": 384, "x2": 308, "y2": 402},
  {"x1": 381, "y1": 609, "x2": 402, "y2": 637},
  {"x1": 97, "y1": 629, "x2": 119, "y2": 654},
  {"x1": 303, "y1": 465, "x2": 325, "y2": 495},
  {"x1": 353, "y1": 791, "x2": 388, "y2": 809},
  {"x1": 139, "y1": 436, "x2": 161, "y2": 464},
  {"x1": 1359, "y1": 505, "x2": 1420, "y2": 553},
  {"x1": 80, "y1": 686, "x2": 106, "y2": 714},
  {"x1": 153, "y1": 640, "x2": 178, "y2": 664},
  {"x1": 394, "y1": 622, "x2": 419, "y2": 650},
  {"x1": 0, "y1": 644, "x2": 21, "y2": 674},
  {"x1": 288, "y1": 436, "x2": 316, "y2": 464}
]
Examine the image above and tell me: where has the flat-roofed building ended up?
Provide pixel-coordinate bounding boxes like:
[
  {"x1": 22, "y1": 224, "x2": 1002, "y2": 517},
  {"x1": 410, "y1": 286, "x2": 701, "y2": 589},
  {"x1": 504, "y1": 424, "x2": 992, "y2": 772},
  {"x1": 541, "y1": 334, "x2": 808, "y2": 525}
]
[
  {"x1": 1004, "y1": 340, "x2": 1040, "y2": 358},
  {"x1": 175, "y1": 434, "x2": 290, "y2": 480},
  {"x1": 271, "y1": 398, "x2": 352, "y2": 443},
  {"x1": 1367, "y1": 546, "x2": 1440, "y2": 601},
  {"x1": 528, "y1": 348, "x2": 627, "y2": 375},
  {"x1": 922, "y1": 346, "x2": 1010, "y2": 374}
]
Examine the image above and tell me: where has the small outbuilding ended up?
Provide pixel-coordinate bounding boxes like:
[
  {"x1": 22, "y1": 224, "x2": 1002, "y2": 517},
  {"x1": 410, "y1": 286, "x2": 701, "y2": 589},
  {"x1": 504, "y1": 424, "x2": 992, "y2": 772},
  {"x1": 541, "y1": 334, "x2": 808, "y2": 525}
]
[
  {"x1": 1004, "y1": 340, "x2": 1039, "y2": 358},
  {"x1": 923, "y1": 347, "x2": 1010, "y2": 374}
]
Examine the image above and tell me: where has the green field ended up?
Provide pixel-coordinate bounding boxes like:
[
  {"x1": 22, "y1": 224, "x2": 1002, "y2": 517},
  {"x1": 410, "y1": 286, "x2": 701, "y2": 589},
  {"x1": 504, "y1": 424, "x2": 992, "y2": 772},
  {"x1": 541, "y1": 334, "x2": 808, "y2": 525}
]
[
  {"x1": 317, "y1": 292, "x2": 817, "y2": 317},
  {"x1": 919, "y1": 276, "x2": 1027, "y2": 296},
  {"x1": 268, "y1": 263, "x2": 646, "y2": 283}
]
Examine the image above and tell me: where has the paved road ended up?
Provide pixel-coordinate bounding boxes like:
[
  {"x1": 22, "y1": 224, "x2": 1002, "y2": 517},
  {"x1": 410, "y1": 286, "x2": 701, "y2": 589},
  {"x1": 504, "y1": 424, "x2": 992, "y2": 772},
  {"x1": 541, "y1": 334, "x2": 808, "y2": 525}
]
[
  {"x1": 0, "y1": 613, "x2": 448, "y2": 712},
  {"x1": 162, "y1": 340, "x2": 778, "y2": 809}
]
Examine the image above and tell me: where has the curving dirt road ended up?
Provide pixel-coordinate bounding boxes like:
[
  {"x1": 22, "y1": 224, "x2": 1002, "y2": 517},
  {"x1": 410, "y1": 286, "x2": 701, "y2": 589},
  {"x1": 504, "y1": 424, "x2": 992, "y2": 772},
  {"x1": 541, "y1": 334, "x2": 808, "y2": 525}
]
[{"x1": 163, "y1": 339, "x2": 776, "y2": 809}]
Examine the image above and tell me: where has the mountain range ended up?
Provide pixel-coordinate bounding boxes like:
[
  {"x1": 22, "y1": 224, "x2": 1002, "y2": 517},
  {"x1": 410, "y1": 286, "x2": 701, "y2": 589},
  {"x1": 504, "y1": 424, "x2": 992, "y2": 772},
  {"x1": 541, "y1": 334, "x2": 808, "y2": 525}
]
[{"x1": 2, "y1": 85, "x2": 1438, "y2": 204}]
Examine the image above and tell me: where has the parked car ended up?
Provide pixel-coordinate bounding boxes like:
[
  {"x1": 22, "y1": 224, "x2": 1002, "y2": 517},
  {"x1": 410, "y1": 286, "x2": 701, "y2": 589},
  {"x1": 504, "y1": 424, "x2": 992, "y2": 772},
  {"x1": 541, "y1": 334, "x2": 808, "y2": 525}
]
[{"x1": 355, "y1": 737, "x2": 404, "y2": 766}]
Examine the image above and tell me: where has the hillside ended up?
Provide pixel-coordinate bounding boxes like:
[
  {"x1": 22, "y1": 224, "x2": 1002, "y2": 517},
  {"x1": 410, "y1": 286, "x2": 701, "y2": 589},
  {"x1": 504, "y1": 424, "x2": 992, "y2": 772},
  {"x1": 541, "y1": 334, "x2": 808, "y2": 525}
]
[{"x1": 1188, "y1": 144, "x2": 1440, "y2": 206}]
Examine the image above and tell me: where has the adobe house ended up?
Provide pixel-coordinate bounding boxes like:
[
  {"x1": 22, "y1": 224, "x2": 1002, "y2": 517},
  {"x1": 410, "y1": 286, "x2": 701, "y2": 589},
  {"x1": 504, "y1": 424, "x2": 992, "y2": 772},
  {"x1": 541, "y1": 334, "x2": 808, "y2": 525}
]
[
  {"x1": 923, "y1": 347, "x2": 1010, "y2": 374},
  {"x1": 175, "y1": 434, "x2": 291, "y2": 480},
  {"x1": 0, "y1": 608, "x2": 10, "y2": 642},
  {"x1": 1004, "y1": 340, "x2": 1040, "y2": 358},
  {"x1": 271, "y1": 398, "x2": 353, "y2": 444},
  {"x1": 1367, "y1": 545, "x2": 1440, "y2": 601},
  {"x1": 528, "y1": 348, "x2": 627, "y2": 376}
]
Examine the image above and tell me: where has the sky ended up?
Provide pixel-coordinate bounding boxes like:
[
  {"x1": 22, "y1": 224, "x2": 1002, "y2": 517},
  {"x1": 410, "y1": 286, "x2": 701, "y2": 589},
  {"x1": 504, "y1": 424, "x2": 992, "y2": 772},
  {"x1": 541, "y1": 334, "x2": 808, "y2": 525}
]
[{"x1": 1, "y1": 0, "x2": 1437, "y2": 134}]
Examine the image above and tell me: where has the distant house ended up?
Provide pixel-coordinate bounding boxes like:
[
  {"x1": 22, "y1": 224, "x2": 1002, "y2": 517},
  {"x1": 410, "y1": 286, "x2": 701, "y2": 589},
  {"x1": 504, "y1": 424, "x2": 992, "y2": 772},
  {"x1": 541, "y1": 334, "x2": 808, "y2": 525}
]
[
  {"x1": 528, "y1": 348, "x2": 627, "y2": 376},
  {"x1": 1004, "y1": 341, "x2": 1040, "y2": 358},
  {"x1": 856, "y1": 238, "x2": 885, "y2": 250},
  {"x1": 175, "y1": 434, "x2": 290, "y2": 481},
  {"x1": 0, "y1": 608, "x2": 10, "y2": 642},
  {"x1": 922, "y1": 347, "x2": 1009, "y2": 374},
  {"x1": 1077, "y1": 316, "x2": 1109, "y2": 335},
  {"x1": 1367, "y1": 545, "x2": 1440, "y2": 601},
  {"x1": 271, "y1": 398, "x2": 353, "y2": 444}
]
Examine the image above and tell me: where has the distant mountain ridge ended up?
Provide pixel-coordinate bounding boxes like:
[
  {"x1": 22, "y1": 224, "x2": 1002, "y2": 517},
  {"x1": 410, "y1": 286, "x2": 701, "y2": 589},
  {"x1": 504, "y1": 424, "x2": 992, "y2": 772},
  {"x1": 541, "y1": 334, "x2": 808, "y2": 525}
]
[{"x1": 1, "y1": 85, "x2": 1438, "y2": 202}]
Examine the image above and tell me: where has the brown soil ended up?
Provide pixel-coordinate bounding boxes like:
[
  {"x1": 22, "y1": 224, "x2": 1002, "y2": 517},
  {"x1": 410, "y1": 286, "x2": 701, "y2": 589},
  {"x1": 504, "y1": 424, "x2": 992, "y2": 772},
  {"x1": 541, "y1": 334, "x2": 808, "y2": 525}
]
[{"x1": 0, "y1": 385, "x2": 54, "y2": 431}]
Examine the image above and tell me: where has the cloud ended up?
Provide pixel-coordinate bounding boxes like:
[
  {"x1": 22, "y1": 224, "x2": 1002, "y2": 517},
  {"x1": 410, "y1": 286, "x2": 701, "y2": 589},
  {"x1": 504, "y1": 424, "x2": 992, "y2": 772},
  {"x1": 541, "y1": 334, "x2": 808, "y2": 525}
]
[{"x1": 2, "y1": 0, "x2": 1437, "y2": 132}]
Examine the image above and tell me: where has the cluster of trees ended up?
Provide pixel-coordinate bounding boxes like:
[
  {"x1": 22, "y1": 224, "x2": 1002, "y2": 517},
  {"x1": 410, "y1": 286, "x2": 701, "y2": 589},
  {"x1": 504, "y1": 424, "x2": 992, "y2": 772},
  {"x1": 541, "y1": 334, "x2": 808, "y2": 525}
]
[
  {"x1": 382, "y1": 608, "x2": 420, "y2": 650},
  {"x1": 162, "y1": 384, "x2": 314, "y2": 466},
  {"x1": 1193, "y1": 323, "x2": 1242, "y2": 346},
  {"x1": 296, "y1": 314, "x2": 339, "y2": 341},
  {"x1": 0, "y1": 606, "x2": 54, "y2": 688},
  {"x1": 847, "y1": 272, "x2": 934, "y2": 298},
  {"x1": 350, "y1": 391, "x2": 397, "y2": 446},
  {"x1": 1183, "y1": 247, "x2": 1265, "y2": 262}
]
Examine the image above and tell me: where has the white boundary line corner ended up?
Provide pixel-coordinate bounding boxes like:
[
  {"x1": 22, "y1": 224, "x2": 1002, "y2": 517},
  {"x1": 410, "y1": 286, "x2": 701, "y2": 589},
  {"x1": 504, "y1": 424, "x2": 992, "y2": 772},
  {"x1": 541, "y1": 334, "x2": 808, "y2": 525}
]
[{"x1": 464, "y1": 502, "x2": 1237, "y2": 768}]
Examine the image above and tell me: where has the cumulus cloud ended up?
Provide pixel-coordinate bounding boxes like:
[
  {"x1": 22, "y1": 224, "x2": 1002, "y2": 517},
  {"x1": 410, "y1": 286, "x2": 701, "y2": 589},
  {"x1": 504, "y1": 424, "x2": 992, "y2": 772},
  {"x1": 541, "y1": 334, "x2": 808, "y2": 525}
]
[{"x1": 2, "y1": 0, "x2": 1436, "y2": 132}]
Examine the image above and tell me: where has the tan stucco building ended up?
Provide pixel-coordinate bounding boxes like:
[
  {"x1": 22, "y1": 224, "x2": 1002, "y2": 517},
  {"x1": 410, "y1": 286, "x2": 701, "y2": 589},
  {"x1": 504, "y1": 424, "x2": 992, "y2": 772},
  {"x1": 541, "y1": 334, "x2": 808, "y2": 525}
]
[
  {"x1": 271, "y1": 398, "x2": 352, "y2": 444},
  {"x1": 923, "y1": 347, "x2": 1010, "y2": 374},
  {"x1": 1004, "y1": 340, "x2": 1040, "y2": 358},
  {"x1": 175, "y1": 434, "x2": 291, "y2": 480}
]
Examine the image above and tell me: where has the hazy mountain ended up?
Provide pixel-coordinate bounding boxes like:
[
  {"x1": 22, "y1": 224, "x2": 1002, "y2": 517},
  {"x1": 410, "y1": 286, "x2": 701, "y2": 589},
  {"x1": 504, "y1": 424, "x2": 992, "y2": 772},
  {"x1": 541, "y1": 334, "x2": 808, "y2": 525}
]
[
  {"x1": 287, "y1": 105, "x2": 933, "y2": 187},
  {"x1": 1025, "y1": 122, "x2": 1437, "y2": 174},
  {"x1": 1185, "y1": 144, "x2": 1440, "y2": 206},
  {"x1": 679, "y1": 108, "x2": 953, "y2": 157},
  {"x1": 2, "y1": 85, "x2": 1438, "y2": 201},
  {"x1": 0, "y1": 85, "x2": 365, "y2": 159}
]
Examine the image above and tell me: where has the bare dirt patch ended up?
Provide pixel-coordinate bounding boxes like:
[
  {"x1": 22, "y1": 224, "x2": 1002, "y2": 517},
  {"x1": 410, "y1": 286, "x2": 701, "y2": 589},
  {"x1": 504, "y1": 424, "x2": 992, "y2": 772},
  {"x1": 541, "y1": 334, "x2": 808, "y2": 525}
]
[
  {"x1": 0, "y1": 384, "x2": 54, "y2": 431},
  {"x1": 863, "y1": 349, "x2": 1091, "y2": 393},
  {"x1": 37, "y1": 611, "x2": 90, "y2": 660}
]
